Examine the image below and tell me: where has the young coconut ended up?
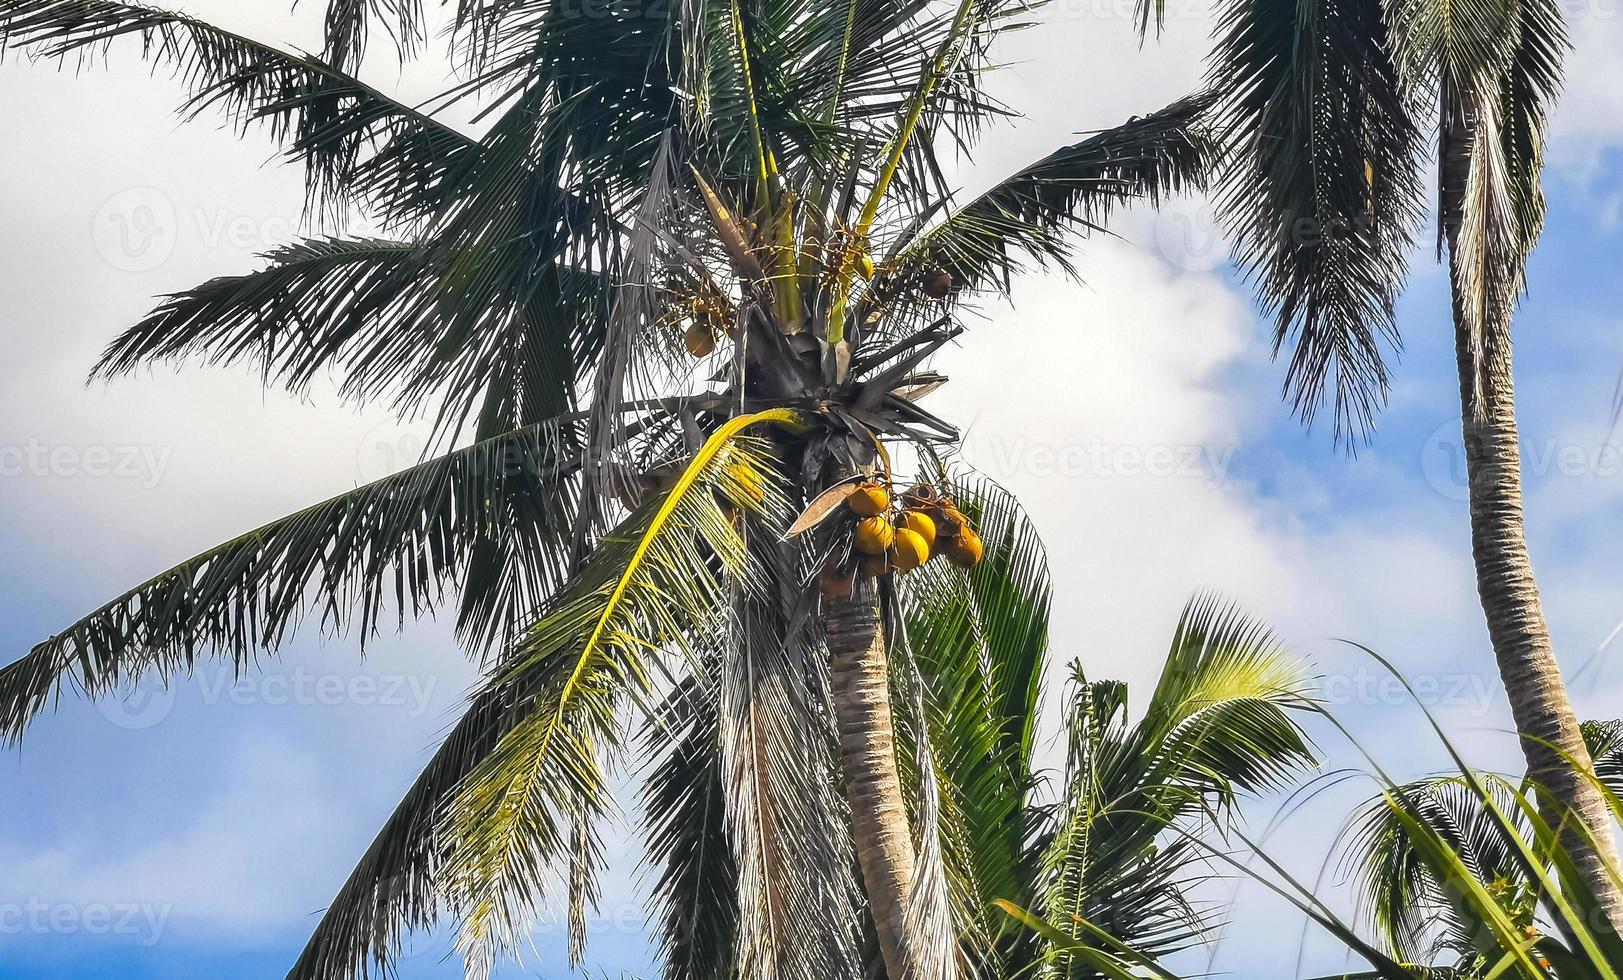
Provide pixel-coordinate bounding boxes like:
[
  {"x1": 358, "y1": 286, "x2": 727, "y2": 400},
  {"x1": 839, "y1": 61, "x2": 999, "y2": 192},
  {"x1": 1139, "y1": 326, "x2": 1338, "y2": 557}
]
[
  {"x1": 889, "y1": 527, "x2": 930, "y2": 572},
  {"x1": 921, "y1": 268, "x2": 953, "y2": 299},
  {"x1": 931, "y1": 504, "x2": 966, "y2": 539},
  {"x1": 942, "y1": 526, "x2": 984, "y2": 568},
  {"x1": 847, "y1": 481, "x2": 891, "y2": 517},
  {"x1": 897, "y1": 510, "x2": 936, "y2": 551},
  {"x1": 854, "y1": 515, "x2": 895, "y2": 555},
  {"x1": 684, "y1": 321, "x2": 718, "y2": 357}
]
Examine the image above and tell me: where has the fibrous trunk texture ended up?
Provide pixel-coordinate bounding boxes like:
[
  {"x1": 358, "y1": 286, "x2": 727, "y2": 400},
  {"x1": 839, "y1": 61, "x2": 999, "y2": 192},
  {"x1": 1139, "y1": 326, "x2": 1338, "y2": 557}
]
[
  {"x1": 1451, "y1": 282, "x2": 1623, "y2": 932},
  {"x1": 826, "y1": 586, "x2": 918, "y2": 977}
]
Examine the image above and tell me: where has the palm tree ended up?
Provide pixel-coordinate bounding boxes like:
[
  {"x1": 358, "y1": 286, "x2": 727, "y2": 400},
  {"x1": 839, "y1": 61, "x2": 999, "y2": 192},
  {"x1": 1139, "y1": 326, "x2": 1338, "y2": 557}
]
[
  {"x1": 1180, "y1": 0, "x2": 1623, "y2": 921},
  {"x1": 986, "y1": 598, "x2": 1317, "y2": 977},
  {"x1": 1345, "y1": 721, "x2": 1623, "y2": 976},
  {"x1": 0, "y1": 1, "x2": 1212, "y2": 976}
]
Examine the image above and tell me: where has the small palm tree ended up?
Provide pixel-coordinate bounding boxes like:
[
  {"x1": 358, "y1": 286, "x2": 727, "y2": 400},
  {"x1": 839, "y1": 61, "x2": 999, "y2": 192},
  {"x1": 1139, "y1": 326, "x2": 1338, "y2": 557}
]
[
  {"x1": 1345, "y1": 722, "x2": 1623, "y2": 976},
  {"x1": 1182, "y1": 0, "x2": 1622, "y2": 920},
  {"x1": 989, "y1": 599, "x2": 1318, "y2": 977},
  {"x1": 0, "y1": 1, "x2": 1211, "y2": 977}
]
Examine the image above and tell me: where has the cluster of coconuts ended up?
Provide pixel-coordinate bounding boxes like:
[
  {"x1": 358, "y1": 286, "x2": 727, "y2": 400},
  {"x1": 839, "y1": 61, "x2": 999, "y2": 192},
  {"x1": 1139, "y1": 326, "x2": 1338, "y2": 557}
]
[{"x1": 819, "y1": 480, "x2": 983, "y2": 597}]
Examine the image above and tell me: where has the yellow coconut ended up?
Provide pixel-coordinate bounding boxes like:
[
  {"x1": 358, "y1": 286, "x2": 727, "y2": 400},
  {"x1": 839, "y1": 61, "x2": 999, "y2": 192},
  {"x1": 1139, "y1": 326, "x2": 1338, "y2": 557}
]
[
  {"x1": 943, "y1": 527, "x2": 984, "y2": 568},
  {"x1": 684, "y1": 321, "x2": 718, "y2": 357},
  {"x1": 890, "y1": 527, "x2": 930, "y2": 572},
  {"x1": 847, "y1": 481, "x2": 891, "y2": 517},
  {"x1": 897, "y1": 510, "x2": 936, "y2": 551},
  {"x1": 854, "y1": 515, "x2": 895, "y2": 555}
]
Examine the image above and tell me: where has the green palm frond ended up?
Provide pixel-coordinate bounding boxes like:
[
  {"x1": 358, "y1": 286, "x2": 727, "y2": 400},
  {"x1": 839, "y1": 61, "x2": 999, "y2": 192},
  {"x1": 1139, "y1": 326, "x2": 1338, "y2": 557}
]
[
  {"x1": 0, "y1": 0, "x2": 472, "y2": 213},
  {"x1": 1346, "y1": 775, "x2": 1531, "y2": 963},
  {"x1": 1019, "y1": 597, "x2": 1316, "y2": 971},
  {"x1": 894, "y1": 476, "x2": 1051, "y2": 965},
  {"x1": 1206, "y1": 0, "x2": 1425, "y2": 444},
  {"x1": 91, "y1": 236, "x2": 611, "y2": 440},
  {"x1": 0, "y1": 417, "x2": 599, "y2": 743},
  {"x1": 891, "y1": 94, "x2": 1214, "y2": 297},
  {"x1": 439, "y1": 411, "x2": 798, "y2": 976}
]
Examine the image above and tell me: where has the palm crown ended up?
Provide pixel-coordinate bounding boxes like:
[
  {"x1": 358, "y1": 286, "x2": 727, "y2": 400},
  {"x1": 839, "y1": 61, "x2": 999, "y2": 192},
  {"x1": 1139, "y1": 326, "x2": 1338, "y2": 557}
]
[{"x1": 0, "y1": 0, "x2": 1214, "y2": 977}]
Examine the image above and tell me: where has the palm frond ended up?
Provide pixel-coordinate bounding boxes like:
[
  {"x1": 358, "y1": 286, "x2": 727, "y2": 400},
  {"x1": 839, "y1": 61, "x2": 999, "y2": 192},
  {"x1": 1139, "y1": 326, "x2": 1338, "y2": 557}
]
[
  {"x1": 439, "y1": 411, "x2": 798, "y2": 976},
  {"x1": 93, "y1": 237, "x2": 610, "y2": 444},
  {"x1": 0, "y1": 417, "x2": 589, "y2": 743},
  {"x1": 1023, "y1": 597, "x2": 1316, "y2": 970},
  {"x1": 317, "y1": 0, "x2": 424, "y2": 72},
  {"x1": 1345, "y1": 775, "x2": 1531, "y2": 963},
  {"x1": 894, "y1": 476, "x2": 1052, "y2": 965},
  {"x1": 642, "y1": 670, "x2": 740, "y2": 980},
  {"x1": 1208, "y1": 0, "x2": 1425, "y2": 443},
  {"x1": 1412, "y1": 0, "x2": 1567, "y2": 413},
  {"x1": 0, "y1": 0, "x2": 472, "y2": 214},
  {"x1": 891, "y1": 94, "x2": 1215, "y2": 296}
]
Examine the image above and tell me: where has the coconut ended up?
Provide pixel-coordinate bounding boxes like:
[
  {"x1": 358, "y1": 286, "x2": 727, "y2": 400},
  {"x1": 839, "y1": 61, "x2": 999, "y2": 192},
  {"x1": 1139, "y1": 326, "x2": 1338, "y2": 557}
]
[
  {"x1": 854, "y1": 515, "x2": 895, "y2": 554},
  {"x1": 684, "y1": 321, "x2": 718, "y2": 357},
  {"x1": 897, "y1": 510, "x2": 937, "y2": 551},
  {"x1": 932, "y1": 505, "x2": 966, "y2": 539},
  {"x1": 847, "y1": 481, "x2": 891, "y2": 517},
  {"x1": 890, "y1": 528, "x2": 930, "y2": 571},
  {"x1": 817, "y1": 562, "x2": 856, "y2": 598},
  {"x1": 901, "y1": 483, "x2": 940, "y2": 509},
  {"x1": 943, "y1": 527, "x2": 984, "y2": 568},
  {"x1": 921, "y1": 268, "x2": 953, "y2": 299}
]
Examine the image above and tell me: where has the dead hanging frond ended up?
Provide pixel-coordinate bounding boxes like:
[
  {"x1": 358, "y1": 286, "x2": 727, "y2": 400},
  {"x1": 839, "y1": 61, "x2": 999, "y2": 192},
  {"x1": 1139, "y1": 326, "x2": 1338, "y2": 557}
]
[
  {"x1": 584, "y1": 133, "x2": 682, "y2": 542},
  {"x1": 721, "y1": 527, "x2": 864, "y2": 980}
]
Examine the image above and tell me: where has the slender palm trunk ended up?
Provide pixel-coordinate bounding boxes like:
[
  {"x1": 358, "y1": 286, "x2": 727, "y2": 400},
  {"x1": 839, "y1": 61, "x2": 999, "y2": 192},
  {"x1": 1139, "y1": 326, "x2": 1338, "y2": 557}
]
[
  {"x1": 826, "y1": 585, "x2": 917, "y2": 978},
  {"x1": 1449, "y1": 284, "x2": 1623, "y2": 931}
]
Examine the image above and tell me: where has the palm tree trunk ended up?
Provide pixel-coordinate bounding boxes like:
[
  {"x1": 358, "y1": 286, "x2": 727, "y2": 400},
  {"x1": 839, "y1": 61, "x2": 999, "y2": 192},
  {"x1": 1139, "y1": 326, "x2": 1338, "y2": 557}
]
[
  {"x1": 826, "y1": 585, "x2": 918, "y2": 978},
  {"x1": 1450, "y1": 290, "x2": 1623, "y2": 931}
]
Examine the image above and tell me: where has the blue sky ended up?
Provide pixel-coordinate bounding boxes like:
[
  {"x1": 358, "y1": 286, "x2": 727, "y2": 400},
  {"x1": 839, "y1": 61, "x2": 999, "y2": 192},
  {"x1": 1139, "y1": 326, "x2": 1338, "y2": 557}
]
[{"x1": 3, "y1": 3, "x2": 1623, "y2": 978}]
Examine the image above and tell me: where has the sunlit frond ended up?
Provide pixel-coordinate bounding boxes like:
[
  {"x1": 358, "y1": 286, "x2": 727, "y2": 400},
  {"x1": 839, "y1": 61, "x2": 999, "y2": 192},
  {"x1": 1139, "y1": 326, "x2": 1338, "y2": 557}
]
[{"x1": 438, "y1": 411, "x2": 797, "y2": 977}]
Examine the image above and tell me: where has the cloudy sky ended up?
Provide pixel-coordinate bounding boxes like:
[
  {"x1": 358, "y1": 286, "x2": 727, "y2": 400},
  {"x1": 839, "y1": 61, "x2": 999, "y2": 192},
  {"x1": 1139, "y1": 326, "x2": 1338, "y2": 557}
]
[{"x1": 3, "y1": 2, "x2": 1622, "y2": 978}]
